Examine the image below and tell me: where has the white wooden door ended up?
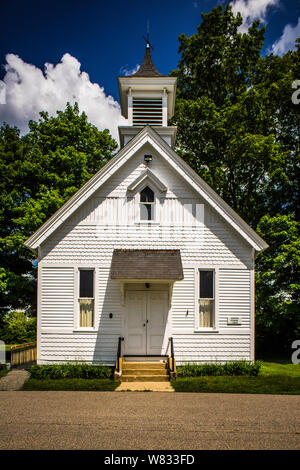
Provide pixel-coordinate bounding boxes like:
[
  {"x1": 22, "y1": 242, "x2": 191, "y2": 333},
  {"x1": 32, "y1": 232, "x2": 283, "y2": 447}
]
[
  {"x1": 147, "y1": 291, "x2": 168, "y2": 355},
  {"x1": 125, "y1": 290, "x2": 168, "y2": 355},
  {"x1": 125, "y1": 291, "x2": 147, "y2": 355}
]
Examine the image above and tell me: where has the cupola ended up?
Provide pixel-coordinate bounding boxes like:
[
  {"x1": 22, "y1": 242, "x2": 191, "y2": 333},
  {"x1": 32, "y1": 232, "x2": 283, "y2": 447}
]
[{"x1": 118, "y1": 40, "x2": 177, "y2": 148}]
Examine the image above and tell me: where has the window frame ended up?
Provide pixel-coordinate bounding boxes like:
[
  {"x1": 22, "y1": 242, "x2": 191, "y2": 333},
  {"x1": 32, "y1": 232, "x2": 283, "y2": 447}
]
[
  {"x1": 76, "y1": 268, "x2": 96, "y2": 331},
  {"x1": 195, "y1": 267, "x2": 218, "y2": 332},
  {"x1": 139, "y1": 185, "x2": 156, "y2": 222}
]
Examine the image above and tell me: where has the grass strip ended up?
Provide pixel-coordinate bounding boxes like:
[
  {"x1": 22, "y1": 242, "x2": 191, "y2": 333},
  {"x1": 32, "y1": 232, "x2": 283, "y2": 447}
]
[
  {"x1": 171, "y1": 375, "x2": 300, "y2": 394},
  {"x1": 22, "y1": 378, "x2": 119, "y2": 391},
  {"x1": 260, "y1": 362, "x2": 300, "y2": 377}
]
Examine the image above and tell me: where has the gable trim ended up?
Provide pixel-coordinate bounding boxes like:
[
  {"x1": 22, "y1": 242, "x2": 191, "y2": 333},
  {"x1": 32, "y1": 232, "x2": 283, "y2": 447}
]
[
  {"x1": 127, "y1": 168, "x2": 167, "y2": 193},
  {"x1": 147, "y1": 131, "x2": 268, "y2": 252},
  {"x1": 24, "y1": 125, "x2": 268, "y2": 252}
]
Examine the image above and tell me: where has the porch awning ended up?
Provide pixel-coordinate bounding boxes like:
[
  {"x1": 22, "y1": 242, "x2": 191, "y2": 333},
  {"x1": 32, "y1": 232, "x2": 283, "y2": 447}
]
[{"x1": 110, "y1": 249, "x2": 183, "y2": 280}]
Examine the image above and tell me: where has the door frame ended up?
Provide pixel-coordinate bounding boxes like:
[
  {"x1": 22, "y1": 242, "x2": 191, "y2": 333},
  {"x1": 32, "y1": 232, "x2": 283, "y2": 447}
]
[{"x1": 123, "y1": 288, "x2": 170, "y2": 356}]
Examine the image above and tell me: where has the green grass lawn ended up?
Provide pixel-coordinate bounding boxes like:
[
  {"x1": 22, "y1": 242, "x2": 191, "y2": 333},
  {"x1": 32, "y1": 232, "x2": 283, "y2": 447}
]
[
  {"x1": 22, "y1": 378, "x2": 119, "y2": 391},
  {"x1": 260, "y1": 361, "x2": 300, "y2": 377},
  {"x1": 20, "y1": 360, "x2": 300, "y2": 394},
  {"x1": 171, "y1": 361, "x2": 300, "y2": 394}
]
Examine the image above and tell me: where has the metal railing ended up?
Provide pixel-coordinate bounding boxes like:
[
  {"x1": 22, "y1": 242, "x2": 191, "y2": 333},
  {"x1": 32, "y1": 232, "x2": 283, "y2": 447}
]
[
  {"x1": 117, "y1": 337, "x2": 124, "y2": 373},
  {"x1": 11, "y1": 341, "x2": 37, "y2": 367},
  {"x1": 168, "y1": 337, "x2": 176, "y2": 377}
]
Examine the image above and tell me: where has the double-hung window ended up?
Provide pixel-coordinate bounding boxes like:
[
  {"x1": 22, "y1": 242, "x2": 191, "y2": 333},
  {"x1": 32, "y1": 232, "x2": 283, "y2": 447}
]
[
  {"x1": 199, "y1": 270, "x2": 214, "y2": 328},
  {"x1": 79, "y1": 269, "x2": 94, "y2": 328}
]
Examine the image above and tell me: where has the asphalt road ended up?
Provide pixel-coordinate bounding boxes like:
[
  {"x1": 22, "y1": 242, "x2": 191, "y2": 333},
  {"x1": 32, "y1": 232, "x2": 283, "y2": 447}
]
[{"x1": 0, "y1": 391, "x2": 299, "y2": 450}]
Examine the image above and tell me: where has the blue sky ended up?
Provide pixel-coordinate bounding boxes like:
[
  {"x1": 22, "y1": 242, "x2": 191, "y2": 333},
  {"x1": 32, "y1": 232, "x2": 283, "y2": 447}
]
[{"x1": 0, "y1": 0, "x2": 299, "y2": 141}]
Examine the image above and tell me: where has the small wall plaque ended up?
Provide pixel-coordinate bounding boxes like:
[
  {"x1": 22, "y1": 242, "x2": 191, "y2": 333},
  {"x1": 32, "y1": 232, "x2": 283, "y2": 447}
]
[{"x1": 227, "y1": 317, "x2": 241, "y2": 325}]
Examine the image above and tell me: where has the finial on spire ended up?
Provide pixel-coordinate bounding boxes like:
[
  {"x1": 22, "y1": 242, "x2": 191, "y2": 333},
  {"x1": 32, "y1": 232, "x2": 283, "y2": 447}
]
[{"x1": 143, "y1": 20, "x2": 154, "y2": 50}]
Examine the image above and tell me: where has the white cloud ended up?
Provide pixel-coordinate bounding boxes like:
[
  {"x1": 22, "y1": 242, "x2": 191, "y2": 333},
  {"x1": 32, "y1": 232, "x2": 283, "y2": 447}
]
[
  {"x1": 231, "y1": 0, "x2": 279, "y2": 33},
  {"x1": 0, "y1": 53, "x2": 127, "y2": 142},
  {"x1": 271, "y1": 17, "x2": 300, "y2": 55},
  {"x1": 119, "y1": 64, "x2": 140, "y2": 76}
]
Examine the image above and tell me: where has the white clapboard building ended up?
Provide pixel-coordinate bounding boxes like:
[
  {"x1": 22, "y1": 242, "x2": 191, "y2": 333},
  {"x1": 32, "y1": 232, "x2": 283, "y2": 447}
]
[{"x1": 25, "y1": 42, "x2": 268, "y2": 369}]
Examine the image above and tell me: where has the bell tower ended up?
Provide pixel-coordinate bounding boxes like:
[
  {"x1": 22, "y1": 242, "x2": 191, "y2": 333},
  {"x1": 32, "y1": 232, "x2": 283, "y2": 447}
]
[{"x1": 118, "y1": 39, "x2": 177, "y2": 148}]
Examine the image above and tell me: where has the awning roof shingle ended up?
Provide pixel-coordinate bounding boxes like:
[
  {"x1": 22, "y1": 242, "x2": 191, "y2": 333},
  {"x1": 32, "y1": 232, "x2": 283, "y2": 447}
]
[{"x1": 111, "y1": 249, "x2": 183, "y2": 280}]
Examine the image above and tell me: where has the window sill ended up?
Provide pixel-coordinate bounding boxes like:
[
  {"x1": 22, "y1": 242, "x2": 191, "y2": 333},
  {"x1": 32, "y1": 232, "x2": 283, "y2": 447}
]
[
  {"x1": 73, "y1": 328, "x2": 98, "y2": 333},
  {"x1": 194, "y1": 329, "x2": 219, "y2": 334}
]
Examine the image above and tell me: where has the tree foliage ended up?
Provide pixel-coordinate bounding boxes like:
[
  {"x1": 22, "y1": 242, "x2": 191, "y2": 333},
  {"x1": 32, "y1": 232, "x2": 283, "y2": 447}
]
[
  {"x1": 255, "y1": 215, "x2": 300, "y2": 355},
  {"x1": 0, "y1": 311, "x2": 37, "y2": 344},
  {"x1": 170, "y1": 4, "x2": 300, "y2": 355},
  {"x1": 0, "y1": 103, "x2": 117, "y2": 319}
]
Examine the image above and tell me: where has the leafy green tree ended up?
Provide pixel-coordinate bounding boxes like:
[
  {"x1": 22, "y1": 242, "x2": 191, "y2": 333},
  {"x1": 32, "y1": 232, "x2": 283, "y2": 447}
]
[
  {"x1": 252, "y1": 43, "x2": 300, "y2": 221},
  {"x1": 0, "y1": 124, "x2": 35, "y2": 318},
  {"x1": 170, "y1": 3, "x2": 299, "y2": 227},
  {"x1": 0, "y1": 103, "x2": 117, "y2": 317},
  {"x1": 0, "y1": 311, "x2": 36, "y2": 344},
  {"x1": 0, "y1": 268, "x2": 7, "y2": 293},
  {"x1": 255, "y1": 215, "x2": 300, "y2": 355},
  {"x1": 170, "y1": 4, "x2": 300, "y2": 355}
]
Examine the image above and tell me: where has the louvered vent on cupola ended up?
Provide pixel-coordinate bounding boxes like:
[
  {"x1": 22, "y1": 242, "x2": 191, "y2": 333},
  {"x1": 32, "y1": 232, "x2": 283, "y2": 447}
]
[{"x1": 132, "y1": 98, "x2": 163, "y2": 126}]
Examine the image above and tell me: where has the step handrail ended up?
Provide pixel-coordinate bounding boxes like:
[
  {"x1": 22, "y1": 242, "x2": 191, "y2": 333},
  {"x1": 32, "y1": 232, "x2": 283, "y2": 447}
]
[
  {"x1": 117, "y1": 337, "x2": 124, "y2": 373},
  {"x1": 168, "y1": 337, "x2": 175, "y2": 375}
]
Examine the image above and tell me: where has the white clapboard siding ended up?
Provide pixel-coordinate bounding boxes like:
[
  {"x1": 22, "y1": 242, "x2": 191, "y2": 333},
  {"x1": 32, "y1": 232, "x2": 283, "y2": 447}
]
[
  {"x1": 173, "y1": 334, "x2": 250, "y2": 364},
  {"x1": 78, "y1": 197, "x2": 204, "y2": 227},
  {"x1": 37, "y1": 144, "x2": 255, "y2": 364},
  {"x1": 218, "y1": 269, "x2": 251, "y2": 329},
  {"x1": 159, "y1": 198, "x2": 203, "y2": 227},
  {"x1": 42, "y1": 222, "x2": 251, "y2": 268},
  {"x1": 97, "y1": 268, "x2": 122, "y2": 331},
  {"x1": 39, "y1": 333, "x2": 120, "y2": 364},
  {"x1": 172, "y1": 268, "x2": 195, "y2": 329},
  {"x1": 40, "y1": 267, "x2": 74, "y2": 328}
]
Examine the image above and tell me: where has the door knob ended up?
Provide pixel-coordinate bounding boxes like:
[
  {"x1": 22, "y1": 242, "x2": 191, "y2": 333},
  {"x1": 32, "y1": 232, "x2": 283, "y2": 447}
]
[{"x1": 143, "y1": 323, "x2": 146, "y2": 327}]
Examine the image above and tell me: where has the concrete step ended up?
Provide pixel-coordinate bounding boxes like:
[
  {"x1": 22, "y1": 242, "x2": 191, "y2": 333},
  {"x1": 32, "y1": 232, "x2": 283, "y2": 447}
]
[
  {"x1": 123, "y1": 356, "x2": 168, "y2": 362},
  {"x1": 121, "y1": 374, "x2": 170, "y2": 382},
  {"x1": 123, "y1": 362, "x2": 167, "y2": 370},
  {"x1": 122, "y1": 368, "x2": 169, "y2": 376}
]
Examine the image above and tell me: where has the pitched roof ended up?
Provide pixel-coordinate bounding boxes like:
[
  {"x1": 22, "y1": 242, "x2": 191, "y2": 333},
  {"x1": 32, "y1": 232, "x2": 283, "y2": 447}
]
[
  {"x1": 130, "y1": 46, "x2": 165, "y2": 77},
  {"x1": 24, "y1": 125, "x2": 268, "y2": 252},
  {"x1": 110, "y1": 249, "x2": 183, "y2": 280}
]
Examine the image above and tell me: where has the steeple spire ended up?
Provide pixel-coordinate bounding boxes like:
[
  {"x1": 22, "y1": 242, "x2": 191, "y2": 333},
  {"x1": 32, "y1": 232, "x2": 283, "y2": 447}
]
[
  {"x1": 131, "y1": 47, "x2": 165, "y2": 77},
  {"x1": 129, "y1": 26, "x2": 165, "y2": 78}
]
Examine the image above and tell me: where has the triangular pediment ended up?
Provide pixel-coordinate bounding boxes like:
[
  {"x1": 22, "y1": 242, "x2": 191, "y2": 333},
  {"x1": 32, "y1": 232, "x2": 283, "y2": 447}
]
[
  {"x1": 127, "y1": 168, "x2": 167, "y2": 193},
  {"x1": 25, "y1": 125, "x2": 268, "y2": 252}
]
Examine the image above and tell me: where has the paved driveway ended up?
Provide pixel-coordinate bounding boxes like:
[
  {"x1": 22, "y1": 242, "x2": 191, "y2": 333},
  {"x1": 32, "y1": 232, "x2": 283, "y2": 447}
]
[{"x1": 0, "y1": 391, "x2": 299, "y2": 450}]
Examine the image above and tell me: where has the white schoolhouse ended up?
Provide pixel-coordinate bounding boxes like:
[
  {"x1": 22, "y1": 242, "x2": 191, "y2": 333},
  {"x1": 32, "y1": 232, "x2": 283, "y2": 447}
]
[{"x1": 25, "y1": 42, "x2": 268, "y2": 375}]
